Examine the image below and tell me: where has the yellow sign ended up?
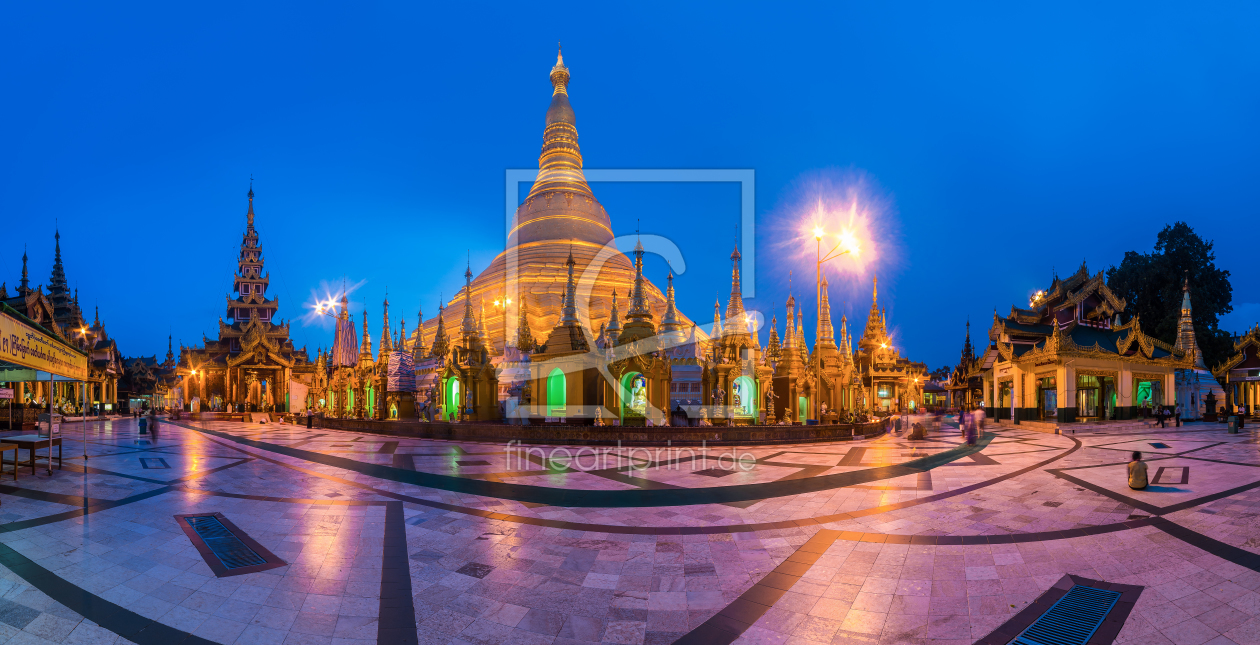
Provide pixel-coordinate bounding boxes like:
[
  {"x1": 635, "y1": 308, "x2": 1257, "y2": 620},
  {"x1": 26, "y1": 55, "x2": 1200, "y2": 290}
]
[{"x1": 0, "y1": 311, "x2": 88, "y2": 380}]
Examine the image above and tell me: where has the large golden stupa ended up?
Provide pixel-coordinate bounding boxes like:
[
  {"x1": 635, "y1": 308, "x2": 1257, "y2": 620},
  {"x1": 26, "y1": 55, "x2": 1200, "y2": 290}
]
[{"x1": 418, "y1": 50, "x2": 692, "y2": 351}]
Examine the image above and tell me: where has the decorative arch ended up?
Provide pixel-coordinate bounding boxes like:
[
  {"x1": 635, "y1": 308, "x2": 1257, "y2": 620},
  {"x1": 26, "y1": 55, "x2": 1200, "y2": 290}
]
[
  {"x1": 445, "y1": 377, "x2": 461, "y2": 420},
  {"x1": 733, "y1": 376, "x2": 757, "y2": 417},
  {"x1": 620, "y1": 372, "x2": 647, "y2": 421},
  {"x1": 547, "y1": 368, "x2": 566, "y2": 417}
]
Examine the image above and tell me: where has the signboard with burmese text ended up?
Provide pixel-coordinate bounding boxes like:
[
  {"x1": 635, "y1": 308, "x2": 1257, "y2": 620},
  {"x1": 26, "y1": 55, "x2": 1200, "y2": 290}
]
[{"x1": 0, "y1": 311, "x2": 89, "y2": 380}]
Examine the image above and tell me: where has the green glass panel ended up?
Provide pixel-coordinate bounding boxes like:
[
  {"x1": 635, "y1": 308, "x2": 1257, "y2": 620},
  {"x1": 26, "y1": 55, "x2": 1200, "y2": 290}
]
[
  {"x1": 547, "y1": 369, "x2": 566, "y2": 415},
  {"x1": 446, "y1": 378, "x2": 460, "y2": 419},
  {"x1": 734, "y1": 376, "x2": 756, "y2": 416}
]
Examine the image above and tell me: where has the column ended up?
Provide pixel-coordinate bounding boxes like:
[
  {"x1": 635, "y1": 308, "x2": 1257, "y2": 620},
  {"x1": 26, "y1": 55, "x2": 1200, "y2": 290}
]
[
  {"x1": 1118, "y1": 365, "x2": 1133, "y2": 419},
  {"x1": 1010, "y1": 365, "x2": 1023, "y2": 424}
]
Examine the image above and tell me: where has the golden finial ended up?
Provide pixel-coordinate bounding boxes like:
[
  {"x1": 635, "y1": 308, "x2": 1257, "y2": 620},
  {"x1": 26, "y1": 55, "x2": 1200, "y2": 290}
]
[{"x1": 550, "y1": 43, "x2": 569, "y2": 95}]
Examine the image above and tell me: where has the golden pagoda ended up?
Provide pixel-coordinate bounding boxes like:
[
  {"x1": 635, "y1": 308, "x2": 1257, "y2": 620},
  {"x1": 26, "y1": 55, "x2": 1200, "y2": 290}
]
[{"x1": 417, "y1": 49, "x2": 693, "y2": 355}]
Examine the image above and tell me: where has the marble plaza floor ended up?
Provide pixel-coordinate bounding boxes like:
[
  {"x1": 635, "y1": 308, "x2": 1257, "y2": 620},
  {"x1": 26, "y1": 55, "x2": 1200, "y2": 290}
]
[{"x1": 1, "y1": 418, "x2": 1260, "y2": 644}]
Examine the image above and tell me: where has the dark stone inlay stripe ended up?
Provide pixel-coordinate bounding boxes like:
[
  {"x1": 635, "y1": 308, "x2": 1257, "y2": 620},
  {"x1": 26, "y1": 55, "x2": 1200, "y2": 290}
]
[
  {"x1": 1152, "y1": 517, "x2": 1260, "y2": 572},
  {"x1": 184, "y1": 428, "x2": 1081, "y2": 535},
  {"x1": 675, "y1": 530, "x2": 842, "y2": 645},
  {"x1": 378, "y1": 501, "x2": 418, "y2": 645},
  {"x1": 171, "y1": 420, "x2": 995, "y2": 507},
  {"x1": 677, "y1": 522, "x2": 1156, "y2": 645},
  {"x1": 0, "y1": 486, "x2": 214, "y2": 644},
  {"x1": 0, "y1": 483, "x2": 109, "y2": 508},
  {"x1": 1048, "y1": 462, "x2": 1260, "y2": 516}
]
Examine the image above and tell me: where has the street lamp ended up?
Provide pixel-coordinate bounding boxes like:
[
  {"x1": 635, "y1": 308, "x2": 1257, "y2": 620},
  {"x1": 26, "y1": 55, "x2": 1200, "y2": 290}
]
[{"x1": 814, "y1": 227, "x2": 860, "y2": 422}]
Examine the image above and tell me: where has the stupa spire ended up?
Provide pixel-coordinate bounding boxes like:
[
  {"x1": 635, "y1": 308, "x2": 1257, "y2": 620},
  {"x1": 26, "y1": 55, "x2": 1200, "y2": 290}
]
[
  {"x1": 658, "y1": 270, "x2": 682, "y2": 333},
  {"x1": 477, "y1": 299, "x2": 490, "y2": 346},
  {"x1": 18, "y1": 246, "x2": 29, "y2": 293},
  {"x1": 559, "y1": 249, "x2": 580, "y2": 325},
  {"x1": 1175, "y1": 274, "x2": 1206, "y2": 368},
  {"x1": 430, "y1": 301, "x2": 450, "y2": 359},
  {"x1": 817, "y1": 269, "x2": 835, "y2": 348},
  {"x1": 797, "y1": 308, "x2": 807, "y2": 353},
  {"x1": 724, "y1": 245, "x2": 746, "y2": 332},
  {"x1": 515, "y1": 297, "x2": 535, "y2": 351},
  {"x1": 246, "y1": 180, "x2": 256, "y2": 229},
  {"x1": 784, "y1": 295, "x2": 797, "y2": 350},
  {"x1": 528, "y1": 47, "x2": 591, "y2": 201},
  {"x1": 360, "y1": 308, "x2": 373, "y2": 362},
  {"x1": 606, "y1": 289, "x2": 622, "y2": 345},
  {"x1": 863, "y1": 274, "x2": 884, "y2": 342},
  {"x1": 49, "y1": 229, "x2": 69, "y2": 315},
  {"x1": 380, "y1": 293, "x2": 393, "y2": 354},
  {"x1": 551, "y1": 44, "x2": 569, "y2": 96},
  {"x1": 627, "y1": 238, "x2": 652, "y2": 322},
  {"x1": 766, "y1": 314, "x2": 782, "y2": 365},
  {"x1": 461, "y1": 262, "x2": 477, "y2": 340},
  {"x1": 712, "y1": 297, "x2": 723, "y2": 339}
]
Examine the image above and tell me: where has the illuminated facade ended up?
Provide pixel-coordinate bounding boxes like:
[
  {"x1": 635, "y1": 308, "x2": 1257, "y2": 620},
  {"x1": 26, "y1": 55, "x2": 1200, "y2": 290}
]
[
  {"x1": 1215, "y1": 325, "x2": 1260, "y2": 416},
  {"x1": 984, "y1": 262, "x2": 1190, "y2": 427},
  {"x1": 851, "y1": 276, "x2": 927, "y2": 413},
  {"x1": 177, "y1": 186, "x2": 316, "y2": 412},
  {"x1": 415, "y1": 50, "x2": 694, "y2": 358},
  {"x1": 2, "y1": 231, "x2": 121, "y2": 413}
]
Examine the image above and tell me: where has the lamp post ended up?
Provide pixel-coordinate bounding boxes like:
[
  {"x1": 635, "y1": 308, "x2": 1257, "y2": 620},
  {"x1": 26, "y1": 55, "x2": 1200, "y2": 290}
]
[{"x1": 813, "y1": 227, "x2": 858, "y2": 422}]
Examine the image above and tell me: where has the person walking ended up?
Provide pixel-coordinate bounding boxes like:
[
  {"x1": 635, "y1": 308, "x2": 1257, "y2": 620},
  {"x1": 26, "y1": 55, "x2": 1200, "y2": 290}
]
[
  {"x1": 1175, "y1": 402, "x2": 1183, "y2": 427},
  {"x1": 1128, "y1": 452, "x2": 1148, "y2": 490}
]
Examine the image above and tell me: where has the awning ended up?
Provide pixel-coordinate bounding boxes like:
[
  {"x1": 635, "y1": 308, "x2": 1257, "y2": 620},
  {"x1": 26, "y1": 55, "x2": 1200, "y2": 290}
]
[{"x1": 0, "y1": 303, "x2": 89, "y2": 381}]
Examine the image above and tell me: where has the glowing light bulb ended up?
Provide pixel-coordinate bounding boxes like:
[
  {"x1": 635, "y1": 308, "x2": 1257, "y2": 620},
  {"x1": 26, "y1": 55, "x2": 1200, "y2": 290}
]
[
  {"x1": 841, "y1": 231, "x2": 860, "y2": 257},
  {"x1": 813, "y1": 226, "x2": 824, "y2": 240}
]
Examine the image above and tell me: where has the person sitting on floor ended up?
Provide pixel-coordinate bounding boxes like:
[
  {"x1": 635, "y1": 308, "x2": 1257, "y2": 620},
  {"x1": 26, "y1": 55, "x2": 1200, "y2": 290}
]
[{"x1": 1128, "y1": 451, "x2": 1148, "y2": 490}]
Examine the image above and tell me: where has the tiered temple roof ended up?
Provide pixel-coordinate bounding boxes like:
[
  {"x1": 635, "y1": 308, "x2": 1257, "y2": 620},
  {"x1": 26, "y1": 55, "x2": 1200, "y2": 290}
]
[
  {"x1": 988, "y1": 262, "x2": 1188, "y2": 367},
  {"x1": 182, "y1": 186, "x2": 310, "y2": 373}
]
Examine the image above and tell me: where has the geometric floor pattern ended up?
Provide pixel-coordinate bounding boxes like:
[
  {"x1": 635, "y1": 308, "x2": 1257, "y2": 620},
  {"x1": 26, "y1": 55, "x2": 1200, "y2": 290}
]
[{"x1": 1, "y1": 416, "x2": 1260, "y2": 644}]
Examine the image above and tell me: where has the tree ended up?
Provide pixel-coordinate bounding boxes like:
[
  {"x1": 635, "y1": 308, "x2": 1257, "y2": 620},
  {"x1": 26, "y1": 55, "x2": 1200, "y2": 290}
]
[
  {"x1": 1106, "y1": 222, "x2": 1234, "y2": 370},
  {"x1": 928, "y1": 365, "x2": 952, "y2": 382}
]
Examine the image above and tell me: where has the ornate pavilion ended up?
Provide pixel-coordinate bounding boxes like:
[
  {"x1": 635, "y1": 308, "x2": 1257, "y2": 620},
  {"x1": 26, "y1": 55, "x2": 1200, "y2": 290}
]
[
  {"x1": 2, "y1": 231, "x2": 123, "y2": 415},
  {"x1": 1214, "y1": 325, "x2": 1260, "y2": 417},
  {"x1": 176, "y1": 186, "x2": 316, "y2": 412},
  {"x1": 984, "y1": 262, "x2": 1192, "y2": 426}
]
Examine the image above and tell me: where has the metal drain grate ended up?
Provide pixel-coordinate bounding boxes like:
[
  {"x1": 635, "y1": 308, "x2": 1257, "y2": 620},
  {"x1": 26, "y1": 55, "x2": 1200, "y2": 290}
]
[
  {"x1": 175, "y1": 512, "x2": 285, "y2": 577},
  {"x1": 1013, "y1": 584, "x2": 1121, "y2": 645},
  {"x1": 184, "y1": 516, "x2": 266, "y2": 569}
]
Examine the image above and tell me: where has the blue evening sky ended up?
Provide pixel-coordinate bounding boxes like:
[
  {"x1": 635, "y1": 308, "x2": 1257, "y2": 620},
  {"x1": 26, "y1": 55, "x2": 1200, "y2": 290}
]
[{"x1": 2, "y1": 2, "x2": 1256, "y2": 370}]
